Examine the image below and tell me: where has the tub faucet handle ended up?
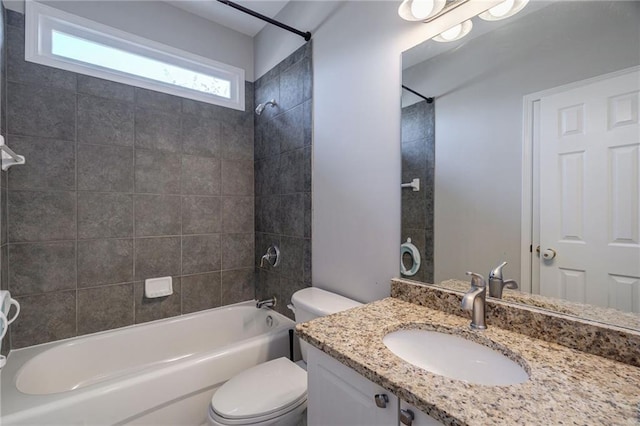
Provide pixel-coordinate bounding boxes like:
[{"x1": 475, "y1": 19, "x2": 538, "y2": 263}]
[{"x1": 260, "y1": 245, "x2": 280, "y2": 268}]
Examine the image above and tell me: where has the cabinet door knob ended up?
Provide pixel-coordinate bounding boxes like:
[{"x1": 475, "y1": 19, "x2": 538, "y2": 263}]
[
  {"x1": 400, "y1": 409, "x2": 415, "y2": 425},
  {"x1": 374, "y1": 394, "x2": 389, "y2": 408}
]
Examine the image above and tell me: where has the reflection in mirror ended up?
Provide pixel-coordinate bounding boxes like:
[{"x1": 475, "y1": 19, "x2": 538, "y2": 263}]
[
  {"x1": 401, "y1": 1, "x2": 640, "y2": 330},
  {"x1": 401, "y1": 89, "x2": 435, "y2": 283}
]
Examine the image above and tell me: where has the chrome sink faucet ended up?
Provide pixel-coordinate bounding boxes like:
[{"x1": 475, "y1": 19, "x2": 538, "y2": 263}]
[
  {"x1": 461, "y1": 272, "x2": 487, "y2": 330},
  {"x1": 488, "y1": 261, "x2": 518, "y2": 299}
]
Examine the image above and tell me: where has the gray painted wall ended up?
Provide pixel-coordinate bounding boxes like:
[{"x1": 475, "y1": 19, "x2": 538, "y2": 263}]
[
  {"x1": 401, "y1": 100, "x2": 435, "y2": 283},
  {"x1": 310, "y1": 2, "x2": 410, "y2": 303},
  {"x1": 402, "y1": 1, "x2": 640, "y2": 284},
  {"x1": 254, "y1": 43, "x2": 312, "y2": 319},
  {"x1": 4, "y1": 10, "x2": 255, "y2": 349}
]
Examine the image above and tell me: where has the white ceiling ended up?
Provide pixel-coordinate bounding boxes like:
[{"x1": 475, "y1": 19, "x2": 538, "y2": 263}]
[{"x1": 166, "y1": 0, "x2": 291, "y2": 37}]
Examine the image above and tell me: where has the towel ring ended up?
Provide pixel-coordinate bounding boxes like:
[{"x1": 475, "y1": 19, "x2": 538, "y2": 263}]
[{"x1": 400, "y1": 238, "x2": 421, "y2": 277}]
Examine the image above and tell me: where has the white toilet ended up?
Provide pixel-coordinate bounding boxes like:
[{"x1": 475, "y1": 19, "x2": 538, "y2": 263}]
[{"x1": 207, "y1": 287, "x2": 362, "y2": 426}]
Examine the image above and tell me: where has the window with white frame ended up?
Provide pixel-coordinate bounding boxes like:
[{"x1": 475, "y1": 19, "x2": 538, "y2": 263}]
[{"x1": 25, "y1": 2, "x2": 245, "y2": 110}]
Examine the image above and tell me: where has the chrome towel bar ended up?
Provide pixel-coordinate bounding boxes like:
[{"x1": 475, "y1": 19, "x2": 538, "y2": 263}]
[
  {"x1": 401, "y1": 178, "x2": 420, "y2": 192},
  {"x1": 0, "y1": 136, "x2": 26, "y2": 171}
]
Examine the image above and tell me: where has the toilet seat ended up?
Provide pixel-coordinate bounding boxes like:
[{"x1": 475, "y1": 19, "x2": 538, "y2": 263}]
[
  {"x1": 208, "y1": 398, "x2": 307, "y2": 425},
  {"x1": 209, "y1": 357, "x2": 307, "y2": 425}
]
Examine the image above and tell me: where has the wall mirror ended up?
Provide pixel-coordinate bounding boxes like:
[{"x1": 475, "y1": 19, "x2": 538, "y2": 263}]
[{"x1": 400, "y1": 0, "x2": 640, "y2": 331}]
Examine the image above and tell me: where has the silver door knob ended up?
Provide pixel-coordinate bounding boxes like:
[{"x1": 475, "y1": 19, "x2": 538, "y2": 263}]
[{"x1": 542, "y1": 248, "x2": 557, "y2": 260}]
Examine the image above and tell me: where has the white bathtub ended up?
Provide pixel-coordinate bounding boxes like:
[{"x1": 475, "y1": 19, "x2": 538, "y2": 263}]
[{"x1": 0, "y1": 301, "x2": 294, "y2": 425}]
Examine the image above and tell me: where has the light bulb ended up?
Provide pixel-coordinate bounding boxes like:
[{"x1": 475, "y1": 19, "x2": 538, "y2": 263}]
[
  {"x1": 479, "y1": 0, "x2": 529, "y2": 21},
  {"x1": 410, "y1": 0, "x2": 435, "y2": 20},
  {"x1": 488, "y1": 0, "x2": 515, "y2": 18},
  {"x1": 432, "y1": 20, "x2": 473, "y2": 42},
  {"x1": 440, "y1": 24, "x2": 462, "y2": 41},
  {"x1": 399, "y1": 0, "x2": 445, "y2": 21}
]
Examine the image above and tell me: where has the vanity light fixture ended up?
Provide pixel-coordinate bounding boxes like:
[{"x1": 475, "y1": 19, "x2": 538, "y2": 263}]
[
  {"x1": 479, "y1": 0, "x2": 530, "y2": 21},
  {"x1": 399, "y1": 0, "x2": 529, "y2": 43},
  {"x1": 398, "y1": 0, "x2": 446, "y2": 21},
  {"x1": 432, "y1": 20, "x2": 473, "y2": 42}
]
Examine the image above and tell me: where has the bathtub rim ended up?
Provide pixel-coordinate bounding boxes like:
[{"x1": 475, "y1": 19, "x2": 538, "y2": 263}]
[
  {"x1": 1, "y1": 301, "x2": 295, "y2": 420},
  {"x1": 9, "y1": 300, "x2": 269, "y2": 354}
]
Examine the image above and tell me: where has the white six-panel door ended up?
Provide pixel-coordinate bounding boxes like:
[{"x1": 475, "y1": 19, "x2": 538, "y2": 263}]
[{"x1": 539, "y1": 69, "x2": 640, "y2": 312}]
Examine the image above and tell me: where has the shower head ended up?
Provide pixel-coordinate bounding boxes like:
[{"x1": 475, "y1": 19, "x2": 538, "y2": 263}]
[{"x1": 255, "y1": 99, "x2": 277, "y2": 116}]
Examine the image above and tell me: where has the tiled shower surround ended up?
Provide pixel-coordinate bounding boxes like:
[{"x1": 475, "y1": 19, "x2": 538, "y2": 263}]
[
  {"x1": 5, "y1": 10, "x2": 255, "y2": 347},
  {"x1": 254, "y1": 43, "x2": 312, "y2": 319},
  {"x1": 401, "y1": 100, "x2": 435, "y2": 283},
  {"x1": 1, "y1": 5, "x2": 9, "y2": 356},
  {"x1": 0, "y1": 9, "x2": 314, "y2": 350}
]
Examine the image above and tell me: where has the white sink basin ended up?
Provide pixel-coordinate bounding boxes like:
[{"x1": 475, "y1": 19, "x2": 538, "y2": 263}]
[{"x1": 383, "y1": 329, "x2": 529, "y2": 386}]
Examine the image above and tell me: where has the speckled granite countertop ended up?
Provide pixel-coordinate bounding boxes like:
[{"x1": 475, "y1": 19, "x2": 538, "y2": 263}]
[{"x1": 297, "y1": 298, "x2": 640, "y2": 425}]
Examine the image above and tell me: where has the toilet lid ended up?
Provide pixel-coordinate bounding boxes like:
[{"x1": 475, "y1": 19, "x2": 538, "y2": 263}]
[{"x1": 211, "y1": 357, "x2": 307, "y2": 420}]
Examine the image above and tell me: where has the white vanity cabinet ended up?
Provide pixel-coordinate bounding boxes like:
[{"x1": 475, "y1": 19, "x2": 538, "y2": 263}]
[
  {"x1": 307, "y1": 345, "x2": 398, "y2": 425},
  {"x1": 306, "y1": 346, "x2": 443, "y2": 426}
]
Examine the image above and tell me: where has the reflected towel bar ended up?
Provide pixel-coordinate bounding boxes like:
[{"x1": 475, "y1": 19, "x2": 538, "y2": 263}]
[
  {"x1": 401, "y1": 178, "x2": 420, "y2": 192},
  {"x1": 0, "y1": 136, "x2": 25, "y2": 171}
]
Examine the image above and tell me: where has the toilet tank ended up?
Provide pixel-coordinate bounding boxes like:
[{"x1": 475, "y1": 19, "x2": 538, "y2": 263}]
[
  {"x1": 291, "y1": 287, "x2": 362, "y2": 362},
  {"x1": 291, "y1": 287, "x2": 362, "y2": 323}
]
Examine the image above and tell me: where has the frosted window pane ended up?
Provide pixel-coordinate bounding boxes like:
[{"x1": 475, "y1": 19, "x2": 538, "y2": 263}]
[{"x1": 51, "y1": 31, "x2": 231, "y2": 98}]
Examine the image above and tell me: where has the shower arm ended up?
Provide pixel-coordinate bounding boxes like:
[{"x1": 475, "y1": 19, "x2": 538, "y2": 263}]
[
  {"x1": 216, "y1": 0, "x2": 312, "y2": 41},
  {"x1": 255, "y1": 99, "x2": 278, "y2": 115}
]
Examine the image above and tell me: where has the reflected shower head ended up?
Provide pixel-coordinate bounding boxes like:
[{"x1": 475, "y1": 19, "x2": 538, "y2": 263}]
[{"x1": 255, "y1": 99, "x2": 277, "y2": 115}]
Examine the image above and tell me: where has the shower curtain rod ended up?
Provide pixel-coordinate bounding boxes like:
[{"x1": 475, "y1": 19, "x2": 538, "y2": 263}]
[
  {"x1": 402, "y1": 85, "x2": 434, "y2": 103},
  {"x1": 216, "y1": 0, "x2": 312, "y2": 41}
]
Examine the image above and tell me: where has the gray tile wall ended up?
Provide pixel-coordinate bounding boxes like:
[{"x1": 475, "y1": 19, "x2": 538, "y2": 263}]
[
  {"x1": 401, "y1": 100, "x2": 435, "y2": 283},
  {"x1": 1, "y1": 5, "x2": 10, "y2": 357},
  {"x1": 4, "y1": 10, "x2": 255, "y2": 349},
  {"x1": 254, "y1": 43, "x2": 312, "y2": 319}
]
